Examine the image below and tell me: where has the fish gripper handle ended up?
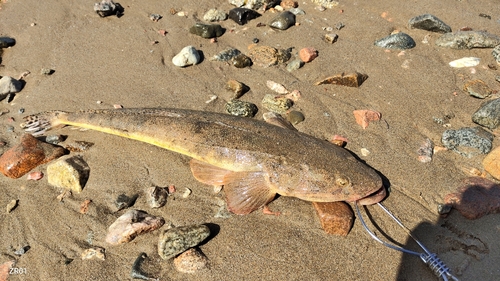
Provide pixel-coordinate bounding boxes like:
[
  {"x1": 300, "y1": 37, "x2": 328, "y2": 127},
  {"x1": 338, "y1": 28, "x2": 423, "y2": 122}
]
[{"x1": 420, "y1": 253, "x2": 459, "y2": 281}]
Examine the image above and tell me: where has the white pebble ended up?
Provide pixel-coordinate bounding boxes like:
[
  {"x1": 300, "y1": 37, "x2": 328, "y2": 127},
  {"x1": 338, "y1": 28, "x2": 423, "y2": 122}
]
[
  {"x1": 449, "y1": 57, "x2": 480, "y2": 68},
  {"x1": 182, "y1": 188, "x2": 192, "y2": 198},
  {"x1": 360, "y1": 148, "x2": 370, "y2": 156},
  {"x1": 172, "y1": 46, "x2": 201, "y2": 67}
]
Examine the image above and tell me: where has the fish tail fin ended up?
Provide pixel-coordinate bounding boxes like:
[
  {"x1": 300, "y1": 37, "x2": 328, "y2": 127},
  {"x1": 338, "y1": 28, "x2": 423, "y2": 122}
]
[{"x1": 21, "y1": 110, "x2": 68, "y2": 136}]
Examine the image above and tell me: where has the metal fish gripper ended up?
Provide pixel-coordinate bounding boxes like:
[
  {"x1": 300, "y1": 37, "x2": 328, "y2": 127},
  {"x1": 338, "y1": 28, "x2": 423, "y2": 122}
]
[{"x1": 355, "y1": 202, "x2": 459, "y2": 281}]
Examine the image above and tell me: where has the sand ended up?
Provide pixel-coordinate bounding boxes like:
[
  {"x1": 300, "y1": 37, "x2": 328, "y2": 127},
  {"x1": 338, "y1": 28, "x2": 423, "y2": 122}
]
[{"x1": 0, "y1": 0, "x2": 499, "y2": 280}]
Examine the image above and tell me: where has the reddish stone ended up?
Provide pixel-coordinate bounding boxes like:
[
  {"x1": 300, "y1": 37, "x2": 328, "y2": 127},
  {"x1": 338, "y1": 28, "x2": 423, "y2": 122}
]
[
  {"x1": 313, "y1": 201, "x2": 354, "y2": 236},
  {"x1": 280, "y1": 0, "x2": 298, "y2": 9},
  {"x1": 444, "y1": 177, "x2": 500, "y2": 219},
  {"x1": 299, "y1": 47, "x2": 318, "y2": 63},
  {"x1": 353, "y1": 110, "x2": 381, "y2": 129},
  {"x1": 105, "y1": 209, "x2": 165, "y2": 245},
  {"x1": 0, "y1": 134, "x2": 67, "y2": 179}
]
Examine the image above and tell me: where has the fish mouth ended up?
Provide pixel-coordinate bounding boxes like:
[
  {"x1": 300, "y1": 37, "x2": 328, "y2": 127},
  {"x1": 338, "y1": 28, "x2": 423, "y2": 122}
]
[{"x1": 352, "y1": 186, "x2": 386, "y2": 205}]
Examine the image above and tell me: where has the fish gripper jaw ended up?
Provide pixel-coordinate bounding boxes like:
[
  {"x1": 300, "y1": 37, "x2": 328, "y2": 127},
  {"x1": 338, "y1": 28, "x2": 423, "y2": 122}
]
[
  {"x1": 420, "y1": 253, "x2": 458, "y2": 281},
  {"x1": 355, "y1": 202, "x2": 459, "y2": 281}
]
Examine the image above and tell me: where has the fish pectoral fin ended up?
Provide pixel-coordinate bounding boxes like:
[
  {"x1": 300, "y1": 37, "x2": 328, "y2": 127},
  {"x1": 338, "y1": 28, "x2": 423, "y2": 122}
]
[
  {"x1": 189, "y1": 159, "x2": 233, "y2": 185},
  {"x1": 224, "y1": 171, "x2": 276, "y2": 215},
  {"x1": 189, "y1": 159, "x2": 275, "y2": 214}
]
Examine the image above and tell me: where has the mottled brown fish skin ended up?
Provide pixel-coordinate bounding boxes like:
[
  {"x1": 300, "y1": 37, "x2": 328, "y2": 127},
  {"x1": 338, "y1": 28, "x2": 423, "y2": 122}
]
[{"x1": 23, "y1": 108, "x2": 383, "y2": 204}]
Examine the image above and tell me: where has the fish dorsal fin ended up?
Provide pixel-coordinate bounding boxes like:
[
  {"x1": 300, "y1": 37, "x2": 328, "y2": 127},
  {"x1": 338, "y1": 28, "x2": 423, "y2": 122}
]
[
  {"x1": 189, "y1": 159, "x2": 233, "y2": 185},
  {"x1": 224, "y1": 171, "x2": 276, "y2": 215}
]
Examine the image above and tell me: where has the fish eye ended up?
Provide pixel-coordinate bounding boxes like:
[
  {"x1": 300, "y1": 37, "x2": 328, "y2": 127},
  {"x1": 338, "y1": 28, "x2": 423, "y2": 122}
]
[{"x1": 335, "y1": 176, "x2": 350, "y2": 186}]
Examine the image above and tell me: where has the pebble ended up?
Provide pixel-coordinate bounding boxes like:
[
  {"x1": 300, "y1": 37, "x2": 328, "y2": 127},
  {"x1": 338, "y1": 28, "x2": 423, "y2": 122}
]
[
  {"x1": 115, "y1": 193, "x2": 138, "y2": 211},
  {"x1": 312, "y1": 201, "x2": 354, "y2": 236},
  {"x1": 189, "y1": 23, "x2": 225, "y2": 38},
  {"x1": 149, "y1": 14, "x2": 162, "y2": 22},
  {"x1": 472, "y1": 98, "x2": 500, "y2": 129},
  {"x1": 81, "y1": 247, "x2": 106, "y2": 261},
  {"x1": 360, "y1": 148, "x2": 370, "y2": 156},
  {"x1": 0, "y1": 134, "x2": 66, "y2": 179},
  {"x1": 14, "y1": 245, "x2": 30, "y2": 256},
  {"x1": 46, "y1": 155, "x2": 90, "y2": 193},
  {"x1": 105, "y1": 209, "x2": 165, "y2": 245},
  {"x1": 287, "y1": 110, "x2": 305, "y2": 125},
  {"x1": 261, "y1": 94, "x2": 294, "y2": 114},
  {"x1": 182, "y1": 188, "x2": 192, "y2": 198},
  {"x1": 441, "y1": 127, "x2": 494, "y2": 157},
  {"x1": 263, "y1": 112, "x2": 297, "y2": 130},
  {"x1": 286, "y1": 59, "x2": 304, "y2": 72},
  {"x1": 210, "y1": 48, "x2": 241, "y2": 62},
  {"x1": 315, "y1": 72, "x2": 368, "y2": 87},
  {"x1": 449, "y1": 57, "x2": 480, "y2": 68},
  {"x1": 228, "y1": 8, "x2": 261, "y2": 25},
  {"x1": 225, "y1": 99, "x2": 258, "y2": 117},
  {"x1": 324, "y1": 33, "x2": 338, "y2": 44},
  {"x1": 276, "y1": 48, "x2": 292, "y2": 63},
  {"x1": 172, "y1": 46, "x2": 201, "y2": 67},
  {"x1": 311, "y1": 0, "x2": 339, "y2": 9},
  {"x1": 269, "y1": 11, "x2": 296, "y2": 30},
  {"x1": 437, "y1": 203, "x2": 452, "y2": 215},
  {"x1": 299, "y1": 47, "x2": 318, "y2": 63},
  {"x1": 232, "y1": 53, "x2": 253, "y2": 68},
  {"x1": 483, "y1": 146, "x2": 500, "y2": 180},
  {"x1": 408, "y1": 14, "x2": 451, "y2": 33},
  {"x1": 225, "y1": 80, "x2": 249, "y2": 99},
  {"x1": 147, "y1": 186, "x2": 168, "y2": 208},
  {"x1": 353, "y1": 110, "x2": 381, "y2": 129},
  {"x1": 248, "y1": 45, "x2": 278, "y2": 67},
  {"x1": 64, "y1": 140, "x2": 95, "y2": 152},
  {"x1": 435, "y1": 31, "x2": 500, "y2": 49},
  {"x1": 463, "y1": 79, "x2": 492, "y2": 99},
  {"x1": 289, "y1": 8, "x2": 305, "y2": 15},
  {"x1": 492, "y1": 45, "x2": 500, "y2": 64},
  {"x1": 6, "y1": 199, "x2": 18, "y2": 213},
  {"x1": 444, "y1": 177, "x2": 500, "y2": 219},
  {"x1": 229, "y1": 0, "x2": 276, "y2": 10},
  {"x1": 374, "y1": 32, "x2": 416, "y2": 50},
  {"x1": 27, "y1": 171, "x2": 44, "y2": 180},
  {"x1": 174, "y1": 248, "x2": 209, "y2": 273},
  {"x1": 335, "y1": 22, "x2": 345, "y2": 30},
  {"x1": 94, "y1": 0, "x2": 118, "y2": 17},
  {"x1": 417, "y1": 138, "x2": 434, "y2": 163},
  {"x1": 0, "y1": 76, "x2": 23, "y2": 98},
  {"x1": 0, "y1": 37, "x2": 16, "y2": 48},
  {"x1": 80, "y1": 199, "x2": 92, "y2": 214},
  {"x1": 266, "y1": 80, "x2": 289, "y2": 94},
  {"x1": 45, "y1": 134, "x2": 65, "y2": 145},
  {"x1": 158, "y1": 224, "x2": 211, "y2": 260},
  {"x1": 280, "y1": 0, "x2": 298, "y2": 8},
  {"x1": 203, "y1": 8, "x2": 227, "y2": 22}
]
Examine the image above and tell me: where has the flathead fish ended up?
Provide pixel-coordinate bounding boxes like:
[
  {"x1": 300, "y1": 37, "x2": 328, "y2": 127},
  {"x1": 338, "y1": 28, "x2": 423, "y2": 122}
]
[{"x1": 22, "y1": 108, "x2": 385, "y2": 214}]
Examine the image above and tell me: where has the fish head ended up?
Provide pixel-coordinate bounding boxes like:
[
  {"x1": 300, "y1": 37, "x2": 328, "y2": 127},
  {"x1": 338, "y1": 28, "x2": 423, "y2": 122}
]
[{"x1": 270, "y1": 156, "x2": 385, "y2": 205}]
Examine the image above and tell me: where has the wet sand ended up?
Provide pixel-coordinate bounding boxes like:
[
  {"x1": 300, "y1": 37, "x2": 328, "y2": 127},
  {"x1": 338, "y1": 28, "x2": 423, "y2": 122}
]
[{"x1": 0, "y1": 0, "x2": 499, "y2": 280}]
